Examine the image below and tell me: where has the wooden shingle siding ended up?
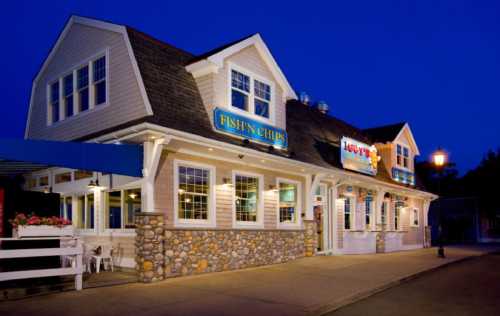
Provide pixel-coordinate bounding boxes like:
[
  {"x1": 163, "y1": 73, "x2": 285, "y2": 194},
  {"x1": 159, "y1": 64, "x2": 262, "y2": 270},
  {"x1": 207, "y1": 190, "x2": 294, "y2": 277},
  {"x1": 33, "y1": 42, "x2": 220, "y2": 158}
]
[
  {"x1": 27, "y1": 23, "x2": 148, "y2": 141},
  {"x1": 154, "y1": 151, "x2": 305, "y2": 230}
]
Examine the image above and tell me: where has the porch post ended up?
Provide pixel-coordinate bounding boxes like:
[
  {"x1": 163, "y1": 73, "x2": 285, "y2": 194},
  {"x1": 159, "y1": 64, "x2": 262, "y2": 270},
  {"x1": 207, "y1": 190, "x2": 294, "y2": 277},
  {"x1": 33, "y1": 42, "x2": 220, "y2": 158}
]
[
  {"x1": 422, "y1": 199, "x2": 431, "y2": 248},
  {"x1": 135, "y1": 212, "x2": 165, "y2": 282},
  {"x1": 141, "y1": 138, "x2": 167, "y2": 213},
  {"x1": 375, "y1": 189, "x2": 386, "y2": 253}
]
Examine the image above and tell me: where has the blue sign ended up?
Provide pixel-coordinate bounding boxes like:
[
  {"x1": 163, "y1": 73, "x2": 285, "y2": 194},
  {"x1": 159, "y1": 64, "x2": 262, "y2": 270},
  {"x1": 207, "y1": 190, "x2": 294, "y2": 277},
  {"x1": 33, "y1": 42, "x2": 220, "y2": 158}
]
[
  {"x1": 213, "y1": 108, "x2": 288, "y2": 148},
  {"x1": 392, "y1": 168, "x2": 415, "y2": 186}
]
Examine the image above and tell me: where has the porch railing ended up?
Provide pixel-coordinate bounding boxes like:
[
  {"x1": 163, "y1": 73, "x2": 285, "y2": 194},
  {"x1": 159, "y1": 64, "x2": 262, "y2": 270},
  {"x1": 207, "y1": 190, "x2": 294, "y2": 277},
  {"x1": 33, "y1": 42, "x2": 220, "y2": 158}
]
[{"x1": 0, "y1": 237, "x2": 83, "y2": 290}]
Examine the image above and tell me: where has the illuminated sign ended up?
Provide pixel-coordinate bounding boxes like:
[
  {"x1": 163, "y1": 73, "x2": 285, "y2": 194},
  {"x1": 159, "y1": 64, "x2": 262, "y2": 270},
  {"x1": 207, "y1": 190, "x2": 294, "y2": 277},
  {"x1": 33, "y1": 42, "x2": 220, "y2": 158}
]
[
  {"x1": 214, "y1": 108, "x2": 288, "y2": 149},
  {"x1": 340, "y1": 136, "x2": 378, "y2": 176},
  {"x1": 392, "y1": 168, "x2": 415, "y2": 186}
]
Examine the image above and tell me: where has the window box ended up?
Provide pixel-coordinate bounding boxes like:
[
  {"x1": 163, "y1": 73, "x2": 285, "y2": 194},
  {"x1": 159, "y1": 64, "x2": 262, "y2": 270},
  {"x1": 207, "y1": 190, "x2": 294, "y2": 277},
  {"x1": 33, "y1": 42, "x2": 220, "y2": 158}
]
[{"x1": 14, "y1": 225, "x2": 74, "y2": 238}]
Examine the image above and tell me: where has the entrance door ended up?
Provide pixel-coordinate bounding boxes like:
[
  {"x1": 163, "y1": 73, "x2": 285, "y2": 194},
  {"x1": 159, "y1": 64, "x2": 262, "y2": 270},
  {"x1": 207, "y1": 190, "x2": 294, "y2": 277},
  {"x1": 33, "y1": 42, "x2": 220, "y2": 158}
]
[{"x1": 314, "y1": 184, "x2": 328, "y2": 252}]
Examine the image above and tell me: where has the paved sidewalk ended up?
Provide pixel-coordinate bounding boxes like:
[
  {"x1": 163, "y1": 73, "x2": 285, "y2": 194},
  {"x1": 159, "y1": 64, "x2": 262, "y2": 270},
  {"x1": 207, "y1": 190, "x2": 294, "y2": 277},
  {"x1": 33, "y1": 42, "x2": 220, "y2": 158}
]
[{"x1": 1, "y1": 245, "x2": 498, "y2": 316}]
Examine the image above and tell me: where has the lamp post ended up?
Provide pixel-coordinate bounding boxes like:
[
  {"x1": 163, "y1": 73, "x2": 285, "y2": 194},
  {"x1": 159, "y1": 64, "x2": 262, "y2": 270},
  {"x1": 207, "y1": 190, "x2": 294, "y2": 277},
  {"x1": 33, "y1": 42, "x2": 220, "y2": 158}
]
[{"x1": 432, "y1": 148, "x2": 447, "y2": 258}]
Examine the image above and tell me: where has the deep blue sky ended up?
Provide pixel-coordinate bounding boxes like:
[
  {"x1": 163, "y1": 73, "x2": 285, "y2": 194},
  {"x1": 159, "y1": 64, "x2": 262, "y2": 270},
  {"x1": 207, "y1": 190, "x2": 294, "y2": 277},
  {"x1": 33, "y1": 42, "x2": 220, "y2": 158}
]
[{"x1": 2, "y1": 0, "x2": 499, "y2": 173}]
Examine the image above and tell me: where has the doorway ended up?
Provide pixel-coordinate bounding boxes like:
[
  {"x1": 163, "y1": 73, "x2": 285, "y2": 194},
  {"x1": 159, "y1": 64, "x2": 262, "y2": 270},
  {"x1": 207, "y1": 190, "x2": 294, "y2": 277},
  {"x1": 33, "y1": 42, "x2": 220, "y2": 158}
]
[{"x1": 314, "y1": 184, "x2": 328, "y2": 252}]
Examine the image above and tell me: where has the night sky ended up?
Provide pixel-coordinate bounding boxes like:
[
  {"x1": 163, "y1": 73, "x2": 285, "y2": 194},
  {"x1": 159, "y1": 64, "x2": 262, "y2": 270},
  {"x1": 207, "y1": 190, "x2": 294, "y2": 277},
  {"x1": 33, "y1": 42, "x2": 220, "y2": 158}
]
[{"x1": 2, "y1": 1, "x2": 499, "y2": 173}]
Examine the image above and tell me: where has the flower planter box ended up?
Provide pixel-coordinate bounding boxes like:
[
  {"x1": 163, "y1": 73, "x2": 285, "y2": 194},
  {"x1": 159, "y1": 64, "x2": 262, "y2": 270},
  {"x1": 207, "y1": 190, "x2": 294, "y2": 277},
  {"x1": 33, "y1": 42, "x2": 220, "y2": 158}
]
[{"x1": 13, "y1": 225, "x2": 75, "y2": 238}]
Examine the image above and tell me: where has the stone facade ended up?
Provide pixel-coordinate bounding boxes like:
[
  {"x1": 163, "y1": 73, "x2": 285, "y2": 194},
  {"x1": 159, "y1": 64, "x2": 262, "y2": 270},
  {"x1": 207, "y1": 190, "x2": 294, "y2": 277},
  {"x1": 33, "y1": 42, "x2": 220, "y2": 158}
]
[
  {"x1": 163, "y1": 228, "x2": 305, "y2": 277},
  {"x1": 135, "y1": 213, "x2": 165, "y2": 283},
  {"x1": 303, "y1": 220, "x2": 317, "y2": 257}
]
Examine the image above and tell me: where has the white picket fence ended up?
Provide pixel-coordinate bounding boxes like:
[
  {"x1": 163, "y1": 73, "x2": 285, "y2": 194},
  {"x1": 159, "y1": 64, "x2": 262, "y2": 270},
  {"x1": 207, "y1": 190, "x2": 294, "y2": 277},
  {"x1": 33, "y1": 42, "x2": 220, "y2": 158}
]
[{"x1": 0, "y1": 237, "x2": 83, "y2": 290}]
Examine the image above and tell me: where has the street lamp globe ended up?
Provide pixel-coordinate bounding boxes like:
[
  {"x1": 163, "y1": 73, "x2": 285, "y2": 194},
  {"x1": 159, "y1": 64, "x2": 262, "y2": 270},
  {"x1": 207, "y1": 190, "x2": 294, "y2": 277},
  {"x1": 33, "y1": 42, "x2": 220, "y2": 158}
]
[{"x1": 432, "y1": 149, "x2": 446, "y2": 167}]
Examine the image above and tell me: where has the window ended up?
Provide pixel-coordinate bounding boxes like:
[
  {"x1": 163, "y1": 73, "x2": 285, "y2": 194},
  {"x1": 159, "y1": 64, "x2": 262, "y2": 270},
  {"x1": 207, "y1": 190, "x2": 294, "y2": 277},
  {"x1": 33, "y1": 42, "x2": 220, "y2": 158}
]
[
  {"x1": 74, "y1": 170, "x2": 93, "y2": 180},
  {"x1": 54, "y1": 172, "x2": 72, "y2": 184},
  {"x1": 178, "y1": 165, "x2": 210, "y2": 221},
  {"x1": 344, "y1": 197, "x2": 352, "y2": 230},
  {"x1": 47, "y1": 53, "x2": 107, "y2": 125},
  {"x1": 411, "y1": 208, "x2": 419, "y2": 227},
  {"x1": 60, "y1": 196, "x2": 72, "y2": 221},
  {"x1": 50, "y1": 81, "x2": 60, "y2": 123},
  {"x1": 231, "y1": 70, "x2": 250, "y2": 111},
  {"x1": 39, "y1": 176, "x2": 49, "y2": 186},
  {"x1": 230, "y1": 67, "x2": 273, "y2": 120},
  {"x1": 104, "y1": 189, "x2": 141, "y2": 230},
  {"x1": 63, "y1": 74, "x2": 73, "y2": 118},
  {"x1": 93, "y1": 56, "x2": 106, "y2": 105},
  {"x1": 235, "y1": 174, "x2": 259, "y2": 223},
  {"x1": 365, "y1": 198, "x2": 372, "y2": 228},
  {"x1": 76, "y1": 194, "x2": 94, "y2": 229},
  {"x1": 124, "y1": 189, "x2": 140, "y2": 228},
  {"x1": 394, "y1": 201, "x2": 404, "y2": 230},
  {"x1": 26, "y1": 178, "x2": 37, "y2": 189},
  {"x1": 254, "y1": 80, "x2": 270, "y2": 118},
  {"x1": 278, "y1": 180, "x2": 300, "y2": 225},
  {"x1": 381, "y1": 201, "x2": 387, "y2": 226},
  {"x1": 105, "y1": 191, "x2": 122, "y2": 229},
  {"x1": 397, "y1": 144, "x2": 410, "y2": 168},
  {"x1": 77, "y1": 66, "x2": 89, "y2": 112}
]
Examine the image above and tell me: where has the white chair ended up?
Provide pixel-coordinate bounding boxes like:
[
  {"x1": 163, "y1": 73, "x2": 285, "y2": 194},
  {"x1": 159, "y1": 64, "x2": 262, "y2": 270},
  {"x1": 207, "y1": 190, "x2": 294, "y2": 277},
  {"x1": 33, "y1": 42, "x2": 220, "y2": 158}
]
[
  {"x1": 82, "y1": 243, "x2": 95, "y2": 273},
  {"x1": 91, "y1": 244, "x2": 114, "y2": 273}
]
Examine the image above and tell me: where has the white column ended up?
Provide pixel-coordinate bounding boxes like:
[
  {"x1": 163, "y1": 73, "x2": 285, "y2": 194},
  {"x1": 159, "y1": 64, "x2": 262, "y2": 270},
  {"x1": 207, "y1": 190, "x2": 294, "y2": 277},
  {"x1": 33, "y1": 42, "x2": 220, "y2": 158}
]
[
  {"x1": 304, "y1": 174, "x2": 313, "y2": 220},
  {"x1": 423, "y1": 199, "x2": 430, "y2": 227},
  {"x1": 330, "y1": 184, "x2": 339, "y2": 253},
  {"x1": 141, "y1": 138, "x2": 168, "y2": 213}
]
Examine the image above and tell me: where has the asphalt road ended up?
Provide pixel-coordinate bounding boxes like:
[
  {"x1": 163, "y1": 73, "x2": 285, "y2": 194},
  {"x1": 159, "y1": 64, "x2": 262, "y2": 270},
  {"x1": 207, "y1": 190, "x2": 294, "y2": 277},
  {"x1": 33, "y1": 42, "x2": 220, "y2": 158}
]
[{"x1": 328, "y1": 253, "x2": 500, "y2": 316}]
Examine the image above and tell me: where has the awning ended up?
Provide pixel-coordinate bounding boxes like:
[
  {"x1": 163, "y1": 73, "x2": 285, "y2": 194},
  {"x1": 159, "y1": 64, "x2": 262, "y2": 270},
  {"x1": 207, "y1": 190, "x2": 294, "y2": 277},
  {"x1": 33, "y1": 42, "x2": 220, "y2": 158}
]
[{"x1": 0, "y1": 139, "x2": 143, "y2": 177}]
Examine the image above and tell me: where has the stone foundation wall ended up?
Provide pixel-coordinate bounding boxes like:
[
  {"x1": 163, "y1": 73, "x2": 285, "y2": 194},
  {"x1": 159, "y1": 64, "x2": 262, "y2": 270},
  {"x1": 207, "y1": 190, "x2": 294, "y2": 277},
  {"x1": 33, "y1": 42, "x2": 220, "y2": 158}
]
[
  {"x1": 303, "y1": 220, "x2": 317, "y2": 256},
  {"x1": 163, "y1": 229, "x2": 305, "y2": 277},
  {"x1": 135, "y1": 213, "x2": 165, "y2": 282}
]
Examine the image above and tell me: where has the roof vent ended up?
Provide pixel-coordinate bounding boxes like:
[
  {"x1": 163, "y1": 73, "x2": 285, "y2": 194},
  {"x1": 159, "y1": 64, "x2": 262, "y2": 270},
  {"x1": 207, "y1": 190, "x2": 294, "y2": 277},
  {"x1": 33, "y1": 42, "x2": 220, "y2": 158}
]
[
  {"x1": 299, "y1": 92, "x2": 310, "y2": 105},
  {"x1": 317, "y1": 101, "x2": 329, "y2": 114}
]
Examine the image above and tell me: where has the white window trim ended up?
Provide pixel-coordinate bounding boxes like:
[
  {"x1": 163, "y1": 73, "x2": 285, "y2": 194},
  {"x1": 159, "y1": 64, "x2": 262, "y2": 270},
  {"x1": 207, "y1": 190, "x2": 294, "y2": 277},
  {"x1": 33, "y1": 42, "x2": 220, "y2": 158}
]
[
  {"x1": 393, "y1": 202, "x2": 403, "y2": 231},
  {"x1": 232, "y1": 170, "x2": 264, "y2": 229},
  {"x1": 364, "y1": 199, "x2": 374, "y2": 231},
  {"x1": 46, "y1": 48, "x2": 110, "y2": 127},
  {"x1": 173, "y1": 159, "x2": 216, "y2": 228},
  {"x1": 276, "y1": 177, "x2": 302, "y2": 229},
  {"x1": 410, "y1": 208, "x2": 420, "y2": 227},
  {"x1": 226, "y1": 62, "x2": 276, "y2": 125}
]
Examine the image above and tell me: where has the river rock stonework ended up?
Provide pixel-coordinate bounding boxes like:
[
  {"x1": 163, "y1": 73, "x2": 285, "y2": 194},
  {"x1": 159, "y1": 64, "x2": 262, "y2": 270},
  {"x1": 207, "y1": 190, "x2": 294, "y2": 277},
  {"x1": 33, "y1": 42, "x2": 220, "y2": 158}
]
[
  {"x1": 163, "y1": 229, "x2": 305, "y2": 277},
  {"x1": 135, "y1": 213, "x2": 165, "y2": 283},
  {"x1": 303, "y1": 220, "x2": 317, "y2": 257}
]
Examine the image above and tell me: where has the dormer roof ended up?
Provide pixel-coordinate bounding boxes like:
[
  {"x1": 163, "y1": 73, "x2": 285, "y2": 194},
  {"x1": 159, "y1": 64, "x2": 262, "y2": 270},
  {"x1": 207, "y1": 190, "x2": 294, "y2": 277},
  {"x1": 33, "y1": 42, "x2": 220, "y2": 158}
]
[{"x1": 364, "y1": 122, "x2": 420, "y2": 155}]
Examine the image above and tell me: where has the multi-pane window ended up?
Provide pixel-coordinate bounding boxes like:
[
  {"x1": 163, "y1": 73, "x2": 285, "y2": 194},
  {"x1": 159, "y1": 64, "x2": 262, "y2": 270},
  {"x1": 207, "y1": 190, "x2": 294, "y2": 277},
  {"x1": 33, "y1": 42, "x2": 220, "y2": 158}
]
[
  {"x1": 254, "y1": 80, "x2": 270, "y2": 118},
  {"x1": 365, "y1": 198, "x2": 372, "y2": 228},
  {"x1": 93, "y1": 56, "x2": 106, "y2": 105},
  {"x1": 104, "y1": 189, "x2": 141, "y2": 229},
  {"x1": 397, "y1": 144, "x2": 410, "y2": 168},
  {"x1": 279, "y1": 181, "x2": 298, "y2": 224},
  {"x1": 47, "y1": 54, "x2": 107, "y2": 125},
  {"x1": 235, "y1": 174, "x2": 259, "y2": 222},
  {"x1": 63, "y1": 74, "x2": 74, "y2": 118},
  {"x1": 77, "y1": 66, "x2": 89, "y2": 112},
  {"x1": 230, "y1": 68, "x2": 272, "y2": 119},
  {"x1": 231, "y1": 70, "x2": 250, "y2": 111},
  {"x1": 178, "y1": 166, "x2": 210, "y2": 221},
  {"x1": 50, "y1": 81, "x2": 60, "y2": 123},
  {"x1": 344, "y1": 197, "x2": 352, "y2": 230}
]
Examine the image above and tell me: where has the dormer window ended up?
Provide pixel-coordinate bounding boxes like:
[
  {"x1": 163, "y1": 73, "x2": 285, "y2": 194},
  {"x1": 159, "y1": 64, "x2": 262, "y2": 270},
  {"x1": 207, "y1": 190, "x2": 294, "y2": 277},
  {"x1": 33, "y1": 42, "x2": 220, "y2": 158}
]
[
  {"x1": 396, "y1": 144, "x2": 410, "y2": 168},
  {"x1": 230, "y1": 67, "x2": 273, "y2": 121},
  {"x1": 50, "y1": 81, "x2": 60, "y2": 123}
]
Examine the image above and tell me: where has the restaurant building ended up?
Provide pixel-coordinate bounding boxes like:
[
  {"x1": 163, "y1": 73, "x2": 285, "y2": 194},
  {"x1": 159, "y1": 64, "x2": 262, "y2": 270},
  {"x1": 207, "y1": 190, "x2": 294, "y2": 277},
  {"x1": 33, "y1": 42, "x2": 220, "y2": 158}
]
[{"x1": 19, "y1": 16, "x2": 436, "y2": 281}]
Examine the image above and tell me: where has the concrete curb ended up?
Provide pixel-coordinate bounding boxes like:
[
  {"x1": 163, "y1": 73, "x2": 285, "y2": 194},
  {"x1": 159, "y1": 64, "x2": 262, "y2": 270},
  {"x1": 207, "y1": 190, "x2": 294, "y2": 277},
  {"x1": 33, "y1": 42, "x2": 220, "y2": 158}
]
[{"x1": 313, "y1": 251, "x2": 498, "y2": 316}]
